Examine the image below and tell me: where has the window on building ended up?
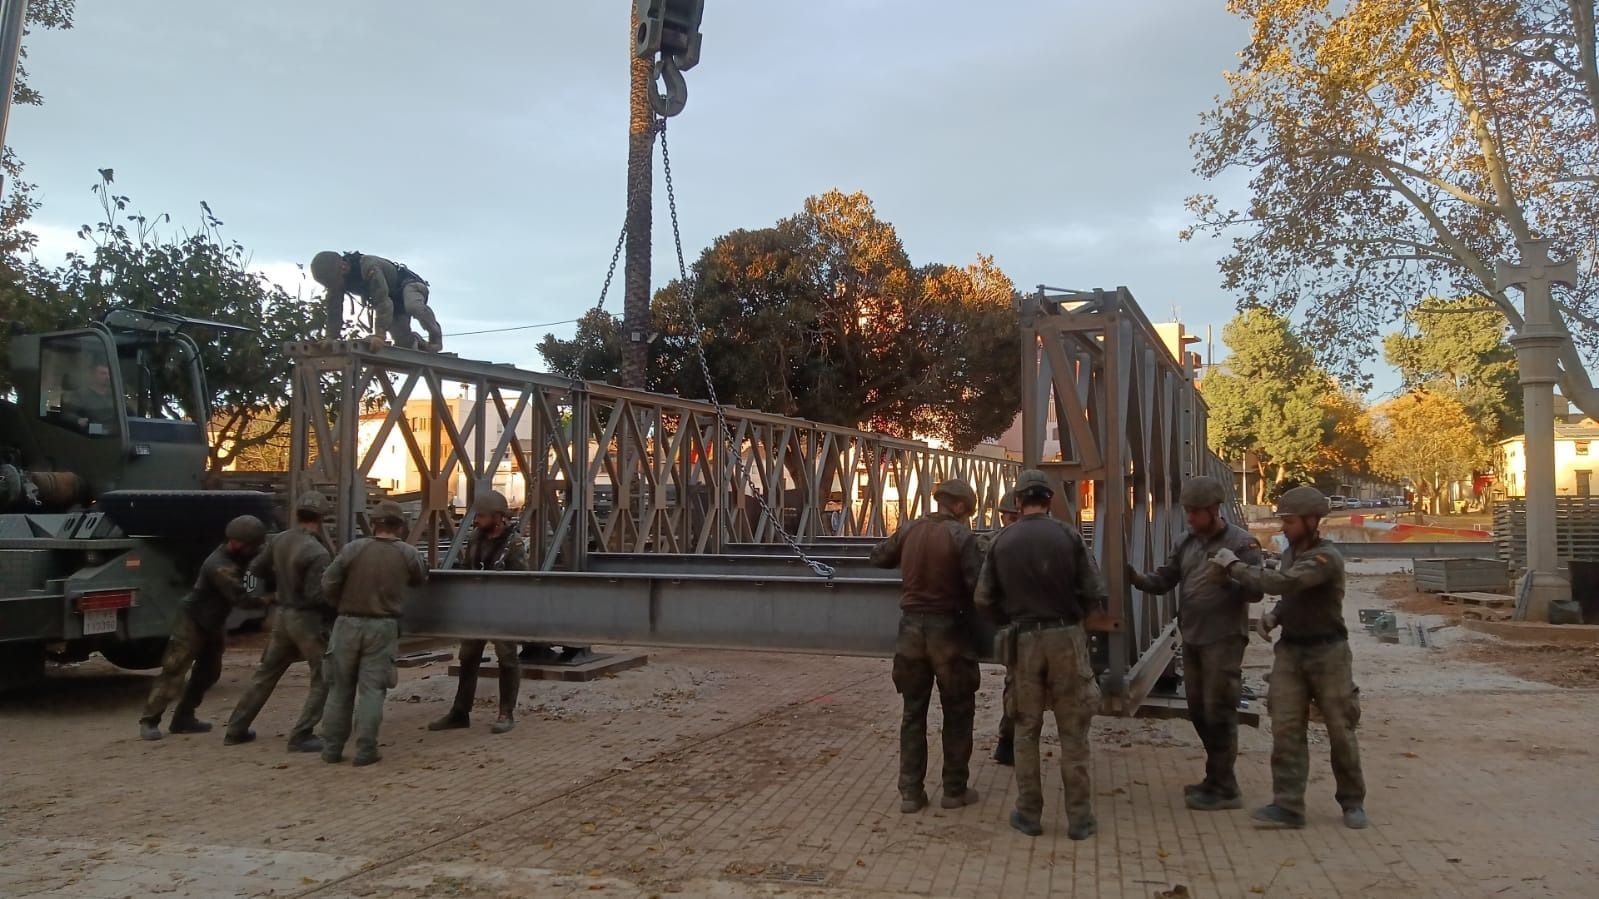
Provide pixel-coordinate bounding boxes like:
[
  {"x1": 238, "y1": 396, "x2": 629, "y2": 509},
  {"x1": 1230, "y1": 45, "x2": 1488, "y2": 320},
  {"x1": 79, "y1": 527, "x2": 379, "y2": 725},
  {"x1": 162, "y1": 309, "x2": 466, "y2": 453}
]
[
  {"x1": 1579, "y1": 470, "x2": 1592, "y2": 497},
  {"x1": 1578, "y1": 441, "x2": 1591, "y2": 456}
]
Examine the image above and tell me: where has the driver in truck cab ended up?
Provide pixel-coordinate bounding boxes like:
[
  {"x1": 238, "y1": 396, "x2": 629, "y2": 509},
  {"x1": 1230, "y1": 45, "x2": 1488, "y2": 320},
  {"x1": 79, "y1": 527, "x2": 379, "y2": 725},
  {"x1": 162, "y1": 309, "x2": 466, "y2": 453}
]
[{"x1": 62, "y1": 360, "x2": 118, "y2": 434}]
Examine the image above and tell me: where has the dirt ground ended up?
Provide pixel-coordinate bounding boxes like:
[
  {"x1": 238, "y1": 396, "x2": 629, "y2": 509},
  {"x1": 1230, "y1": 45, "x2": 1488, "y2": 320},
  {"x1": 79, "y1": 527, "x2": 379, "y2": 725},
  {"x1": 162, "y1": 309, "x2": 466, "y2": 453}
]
[{"x1": 2, "y1": 567, "x2": 1597, "y2": 898}]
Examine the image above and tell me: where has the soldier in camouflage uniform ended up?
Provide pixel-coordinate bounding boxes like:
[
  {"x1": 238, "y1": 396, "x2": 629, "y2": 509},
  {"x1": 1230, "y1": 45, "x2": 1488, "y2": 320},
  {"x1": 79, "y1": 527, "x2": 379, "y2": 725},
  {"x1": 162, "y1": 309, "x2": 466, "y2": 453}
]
[
  {"x1": 976, "y1": 470, "x2": 1106, "y2": 839},
  {"x1": 869, "y1": 479, "x2": 984, "y2": 814},
  {"x1": 429, "y1": 491, "x2": 528, "y2": 735},
  {"x1": 224, "y1": 491, "x2": 336, "y2": 752},
  {"x1": 1212, "y1": 485, "x2": 1368, "y2": 830},
  {"x1": 310, "y1": 250, "x2": 443, "y2": 351},
  {"x1": 1127, "y1": 475, "x2": 1263, "y2": 810},
  {"x1": 319, "y1": 501, "x2": 428, "y2": 767},
  {"x1": 138, "y1": 516, "x2": 268, "y2": 741},
  {"x1": 980, "y1": 499, "x2": 1020, "y2": 767}
]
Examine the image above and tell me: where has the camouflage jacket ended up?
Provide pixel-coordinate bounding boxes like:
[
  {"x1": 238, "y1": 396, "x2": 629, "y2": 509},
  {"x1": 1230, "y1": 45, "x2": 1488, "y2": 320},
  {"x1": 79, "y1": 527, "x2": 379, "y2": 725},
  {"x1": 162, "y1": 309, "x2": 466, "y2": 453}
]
[
  {"x1": 1231, "y1": 537, "x2": 1347, "y2": 641},
  {"x1": 322, "y1": 536, "x2": 428, "y2": 618},
  {"x1": 456, "y1": 524, "x2": 528, "y2": 572},
  {"x1": 183, "y1": 543, "x2": 265, "y2": 632},
  {"x1": 975, "y1": 513, "x2": 1105, "y2": 625},
  {"x1": 249, "y1": 528, "x2": 333, "y2": 613},
  {"x1": 1130, "y1": 520, "x2": 1263, "y2": 645}
]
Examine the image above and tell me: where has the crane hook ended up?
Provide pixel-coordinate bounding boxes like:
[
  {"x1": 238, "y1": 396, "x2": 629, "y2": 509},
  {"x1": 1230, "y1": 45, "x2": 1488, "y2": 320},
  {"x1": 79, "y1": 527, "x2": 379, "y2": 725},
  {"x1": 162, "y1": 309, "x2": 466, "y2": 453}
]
[{"x1": 649, "y1": 55, "x2": 688, "y2": 118}]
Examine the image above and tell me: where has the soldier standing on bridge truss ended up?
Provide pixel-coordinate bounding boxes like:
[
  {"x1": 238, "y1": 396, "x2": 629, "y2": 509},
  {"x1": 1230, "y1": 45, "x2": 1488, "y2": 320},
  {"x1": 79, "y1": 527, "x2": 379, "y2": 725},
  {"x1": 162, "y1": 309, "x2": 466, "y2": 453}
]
[
  {"x1": 1127, "y1": 475, "x2": 1263, "y2": 812},
  {"x1": 1210, "y1": 485, "x2": 1368, "y2": 830},
  {"x1": 869, "y1": 478, "x2": 984, "y2": 815},
  {"x1": 138, "y1": 516, "x2": 269, "y2": 741},
  {"x1": 429, "y1": 490, "x2": 528, "y2": 736},
  {"x1": 976, "y1": 469, "x2": 1106, "y2": 840},
  {"x1": 318, "y1": 500, "x2": 428, "y2": 767},
  {"x1": 223, "y1": 491, "x2": 336, "y2": 753},
  {"x1": 979, "y1": 498, "x2": 1020, "y2": 767},
  {"x1": 310, "y1": 250, "x2": 444, "y2": 352}
]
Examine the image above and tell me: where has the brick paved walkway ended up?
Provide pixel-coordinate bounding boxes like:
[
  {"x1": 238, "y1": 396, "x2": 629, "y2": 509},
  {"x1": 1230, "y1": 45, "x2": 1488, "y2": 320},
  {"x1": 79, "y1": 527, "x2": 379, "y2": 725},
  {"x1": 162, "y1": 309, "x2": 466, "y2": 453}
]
[{"x1": 2, "y1": 575, "x2": 1596, "y2": 898}]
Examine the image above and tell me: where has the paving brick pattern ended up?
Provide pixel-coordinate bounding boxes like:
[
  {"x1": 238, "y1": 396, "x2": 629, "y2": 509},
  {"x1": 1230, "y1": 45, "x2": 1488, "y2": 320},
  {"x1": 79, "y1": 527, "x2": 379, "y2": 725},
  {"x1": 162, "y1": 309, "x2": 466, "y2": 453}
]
[{"x1": 3, "y1": 579, "x2": 1597, "y2": 898}]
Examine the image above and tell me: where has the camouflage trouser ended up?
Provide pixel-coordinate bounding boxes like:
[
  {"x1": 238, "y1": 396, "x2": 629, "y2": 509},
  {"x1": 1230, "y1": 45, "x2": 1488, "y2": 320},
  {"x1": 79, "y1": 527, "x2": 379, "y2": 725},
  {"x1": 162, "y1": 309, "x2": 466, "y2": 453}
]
[
  {"x1": 891, "y1": 612, "x2": 979, "y2": 801},
  {"x1": 226, "y1": 608, "x2": 333, "y2": 743},
  {"x1": 449, "y1": 639, "x2": 521, "y2": 718},
  {"x1": 372, "y1": 281, "x2": 442, "y2": 347},
  {"x1": 1268, "y1": 639, "x2": 1366, "y2": 817},
  {"x1": 140, "y1": 613, "x2": 224, "y2": 724},
  {"x1": 320, "y1": 616, "x2": 399, "y2": 758},
  {"x1": 1012, "y1": 624, "x2": 1099, "y2": 828},
  {"x1": 1183, "y1": 635, "x2": 1246, "y2": 798},
  {"x1": 997, "y1": 670, "x2": 1015, "y2": 743}
]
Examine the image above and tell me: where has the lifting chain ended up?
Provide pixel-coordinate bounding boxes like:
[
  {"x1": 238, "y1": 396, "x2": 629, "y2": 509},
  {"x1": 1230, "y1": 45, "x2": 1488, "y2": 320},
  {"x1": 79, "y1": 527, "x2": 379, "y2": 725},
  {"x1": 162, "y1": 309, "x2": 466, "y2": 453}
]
[{"x1": 657, "y1": 118, "x2": 836, "y2": 579}]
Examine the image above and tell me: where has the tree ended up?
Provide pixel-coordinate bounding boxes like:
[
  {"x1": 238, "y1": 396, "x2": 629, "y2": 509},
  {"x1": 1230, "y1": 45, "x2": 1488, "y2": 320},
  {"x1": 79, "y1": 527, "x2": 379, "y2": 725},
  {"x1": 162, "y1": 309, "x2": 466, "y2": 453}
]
[
  {"x1": 1366, "y1": 391, "x2": 1489, "y2": 513},
  {"x1": 541, "y1": 190, "x2": 1022, "y2": 450},
  {"x1": 1313, "y1": 387, "x2": 1375, "y2": 482},
  {"x1": 1384, "y1": 296, "x2": 1522, "y2": 441},
  {"x1": 1187, "y1": 0, "x2": 1599, "y2": 412},
  {"x1": 621, "y1": 4, "x2": 652, "y2": 389},
  {"x1": 1203, "y1": 309, "x2": 1335, "y2": 502},
  {"x1": 43, "y1": 172, "x2": 322, "y2": 471}
]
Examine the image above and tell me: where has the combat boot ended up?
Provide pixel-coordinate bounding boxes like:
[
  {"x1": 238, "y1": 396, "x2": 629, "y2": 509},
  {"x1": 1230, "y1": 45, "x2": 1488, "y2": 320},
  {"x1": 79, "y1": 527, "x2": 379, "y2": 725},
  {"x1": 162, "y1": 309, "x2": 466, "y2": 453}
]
[
  {"x1": 138, "y1": 719, "x2": 162, "y2": 741},
  {"x1": 900, "y1": 791, "x2": 928, "y2": 814},
  {"x1": 1008, "y1": 811, "x2": 1042, "y2": 837},
  {"x1": 490, "y1": 714, "x2": 516, "y2": 735},
  {"x1": 992, "y1": 737, "x2": 1014, "y2": 766},
  {"x1": 427, "y1": 711, "x2": 470, "y2": 731},
  {"x1": 1066, "y1": 815, "x2": 1098, "y2": 841},
  {"x1": 223, "y1": 729, "x2": 256, "y2": 746},
  {"x1": 940, "y1": 787, "x2": 979, "y2": 809},
  {"x1": 1250, "y1": 804, "x2": 1306, "y2": 828},
  {"x1": 168, "y1": 716, "x2": 213, "y2": 735},
  {"x1": 352, "y1": 750, "x2": 382, "y2": 767},
  {"x1": 1185, "y1": 788, "x2": 1243, "y2": 812},
  {"x1": 287, "y1": 735, "x2": 324, "y2": 753},
  {"x1": 1342, "y1": 807, "x2": 1369, "y2": 830}
]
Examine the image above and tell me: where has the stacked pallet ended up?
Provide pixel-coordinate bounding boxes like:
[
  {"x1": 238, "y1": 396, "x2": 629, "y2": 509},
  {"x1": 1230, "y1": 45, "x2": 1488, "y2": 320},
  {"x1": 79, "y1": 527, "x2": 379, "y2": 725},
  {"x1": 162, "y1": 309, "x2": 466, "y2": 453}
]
[
  {"x1": 1493, "y1": 498, "x2": 1599, "y2": 574},
  {"x1": 1414, "y1": 557, "x2": 1510, "y2": 593}
]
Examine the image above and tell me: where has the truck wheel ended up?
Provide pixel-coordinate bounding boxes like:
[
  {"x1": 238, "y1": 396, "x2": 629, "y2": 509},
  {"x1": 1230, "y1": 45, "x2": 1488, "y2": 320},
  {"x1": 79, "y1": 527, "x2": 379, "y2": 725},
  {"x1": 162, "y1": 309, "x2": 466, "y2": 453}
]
[
  {"x1": 101, "y1": 638, "x2": 169, "y2": 671},
  {"x1": 0, "y1": 643, "x2": 47, "y2": 693}
]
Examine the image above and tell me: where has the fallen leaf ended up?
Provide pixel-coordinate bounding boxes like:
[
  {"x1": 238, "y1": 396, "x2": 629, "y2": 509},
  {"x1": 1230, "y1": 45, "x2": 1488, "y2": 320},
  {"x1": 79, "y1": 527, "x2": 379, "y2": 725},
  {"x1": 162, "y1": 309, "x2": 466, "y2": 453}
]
[
  {"x1": 1403, "y1": 751, "x2": 1419, "y2": 759},
  {"x1": 1157, "y1": 849, "x2": 1170, "y2": 860},
  {"x1": 581, "y1": 822, "x2": 598, "y2": 835}
]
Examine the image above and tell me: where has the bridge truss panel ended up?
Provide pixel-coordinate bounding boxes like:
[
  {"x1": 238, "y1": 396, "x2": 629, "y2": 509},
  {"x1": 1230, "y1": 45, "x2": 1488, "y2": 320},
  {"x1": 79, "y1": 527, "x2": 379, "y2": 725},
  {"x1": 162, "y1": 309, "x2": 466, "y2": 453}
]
[{"x1": 1020, "y1": 287, "x2": 1241, "y2": 711}]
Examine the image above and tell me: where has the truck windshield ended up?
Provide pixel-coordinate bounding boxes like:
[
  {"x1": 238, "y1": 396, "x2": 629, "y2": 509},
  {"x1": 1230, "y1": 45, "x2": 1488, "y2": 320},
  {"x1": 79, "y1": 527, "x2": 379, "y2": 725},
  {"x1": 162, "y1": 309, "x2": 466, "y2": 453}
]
[
  {"x1": 38, "y1": 334, "x2": 121, "y2": 437},
  {"x1": 119, "y1": 338, "x2": 203, "y2": 423}
]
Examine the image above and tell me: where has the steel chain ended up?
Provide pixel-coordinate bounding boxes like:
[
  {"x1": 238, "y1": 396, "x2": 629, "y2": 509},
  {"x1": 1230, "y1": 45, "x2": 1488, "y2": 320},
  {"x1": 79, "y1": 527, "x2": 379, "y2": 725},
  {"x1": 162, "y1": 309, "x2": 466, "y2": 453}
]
[{"x1": 657, "y1": 118, "x2": 836, "y2": 579}]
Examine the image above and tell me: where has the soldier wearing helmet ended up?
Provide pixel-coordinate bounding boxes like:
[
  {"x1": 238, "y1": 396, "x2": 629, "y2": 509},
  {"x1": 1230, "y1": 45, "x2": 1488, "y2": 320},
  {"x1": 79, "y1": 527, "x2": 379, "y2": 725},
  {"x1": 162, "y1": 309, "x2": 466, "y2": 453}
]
[
  {"x1": 310, "y1": 250, "x2": 444, "y2": 352},
  {"x1": 430, "y1": 490, "x2": 529, "y2": 736},
  {"x1": 976, "y1": 495, "x2": 1021, "y2": 768},
  {"x1": 318, "y1": 500, "x2": 428, "y2": 766},
  {"x1": 868, "y1": 477, "x2": 984, "y2": 815},
  {"x1": 1126, "y1": 475, "x2": 1263, "y2": 812},
  {"x1": 1210, "y1": 484, "x2": 1367, "y2": 831},
  {"x1": 975, "y1": 469, "x2": 1106, "y2": 840},
  {"x1": 226, "y1": 491, "x2": 337, "y2": 752},
  {"x1": 138, "y1": 515, "x2": 270, "y2": 741}
]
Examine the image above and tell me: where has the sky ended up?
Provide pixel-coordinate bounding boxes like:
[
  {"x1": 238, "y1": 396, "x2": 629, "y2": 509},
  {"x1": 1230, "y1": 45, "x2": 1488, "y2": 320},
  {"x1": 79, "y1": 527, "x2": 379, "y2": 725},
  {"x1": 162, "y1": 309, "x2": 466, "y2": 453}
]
[{"x1": 9, "y1": 0, "x2": 1401, "y2": 395}]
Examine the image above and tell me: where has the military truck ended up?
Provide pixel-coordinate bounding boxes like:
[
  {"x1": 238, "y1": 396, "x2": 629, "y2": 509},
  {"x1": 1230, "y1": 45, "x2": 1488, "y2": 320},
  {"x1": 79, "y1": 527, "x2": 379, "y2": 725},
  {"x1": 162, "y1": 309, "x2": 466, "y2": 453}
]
[{"x1": 0, "y1": 309, "x2": 275, "y2": 690}]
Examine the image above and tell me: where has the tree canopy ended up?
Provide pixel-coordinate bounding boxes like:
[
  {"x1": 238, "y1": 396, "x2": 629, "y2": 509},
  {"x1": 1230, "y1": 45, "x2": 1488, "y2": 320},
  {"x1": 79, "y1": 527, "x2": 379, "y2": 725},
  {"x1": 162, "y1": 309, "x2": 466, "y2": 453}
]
[
  {"x1": 1365, "y1": 390, "x2": 1489, "y2": 513},
  {"x1": 1187, "y1": 0, "x2": 1599, "y2": 411},
  {"x1": 1383, "y1": 296, "x2": 1522, "y2": 443},
  {"x1": 540, "y1": 190, "x2": 1021, "y2": 450}
]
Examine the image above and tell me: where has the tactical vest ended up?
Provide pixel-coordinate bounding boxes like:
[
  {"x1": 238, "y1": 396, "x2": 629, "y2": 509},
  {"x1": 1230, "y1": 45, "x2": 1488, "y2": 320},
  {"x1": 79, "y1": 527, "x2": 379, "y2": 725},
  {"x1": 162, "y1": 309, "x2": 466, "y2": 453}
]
[{"x1": 342, "y1": 251, "x2": 429, "y2": 315}]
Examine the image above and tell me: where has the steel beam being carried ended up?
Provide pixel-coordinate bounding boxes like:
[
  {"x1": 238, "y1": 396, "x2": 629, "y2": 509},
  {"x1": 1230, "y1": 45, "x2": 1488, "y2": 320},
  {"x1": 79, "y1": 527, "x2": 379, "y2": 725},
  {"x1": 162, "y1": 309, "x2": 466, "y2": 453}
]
[{"x1": 1020, "y1": 286, "x2": 1239, "y2": 711}]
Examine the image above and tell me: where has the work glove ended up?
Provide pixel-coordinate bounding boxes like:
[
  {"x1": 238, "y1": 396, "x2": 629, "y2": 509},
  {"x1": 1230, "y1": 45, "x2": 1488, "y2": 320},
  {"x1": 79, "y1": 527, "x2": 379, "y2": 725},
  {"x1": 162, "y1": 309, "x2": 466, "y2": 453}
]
[
  {"x1": 1210, "y1": 547, "x2": 1241, "y2": 570},
  {"x1": 1256, "y1": 608, "x2": 1279, "y2": 642}
]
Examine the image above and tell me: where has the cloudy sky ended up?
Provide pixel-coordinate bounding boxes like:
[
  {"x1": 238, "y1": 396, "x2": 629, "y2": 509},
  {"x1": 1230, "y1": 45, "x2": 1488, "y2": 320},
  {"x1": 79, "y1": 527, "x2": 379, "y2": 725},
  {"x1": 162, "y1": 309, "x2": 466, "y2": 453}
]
[{"x1": 13, "y1": 1, "x2": 1335, "y2": 387}]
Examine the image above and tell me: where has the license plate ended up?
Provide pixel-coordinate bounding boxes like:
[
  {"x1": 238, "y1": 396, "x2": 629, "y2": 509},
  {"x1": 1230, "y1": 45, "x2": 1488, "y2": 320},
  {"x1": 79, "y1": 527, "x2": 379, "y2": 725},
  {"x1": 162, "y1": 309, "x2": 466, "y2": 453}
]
[{"x1": 82, "y1": 608, "x2": 118, "y2": 635}]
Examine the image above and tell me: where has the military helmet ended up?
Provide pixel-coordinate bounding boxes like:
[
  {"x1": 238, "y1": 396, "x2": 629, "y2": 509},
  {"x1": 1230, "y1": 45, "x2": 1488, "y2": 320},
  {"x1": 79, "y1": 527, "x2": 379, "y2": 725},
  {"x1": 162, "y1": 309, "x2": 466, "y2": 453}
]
[
  {"x1": 1275, "y1": 485, "x2": 1331, "y2": 518},
  {"x1": 1179, "y1": 476, "x2": 1226, "y2": 509},
  {"x1": 309, "y1": 251, "x2": 345, "y2": 289},
  {"x1": 933, "y1": 478, "x2": 977, "y2": 508},
  {"x1": 997, "y1": 497, "x2": 1019, "y2": 515},
  {"x1": 474, "y1": 490, "x2": 510, "y2": 516},
  {"x1": 224, "y1": 514, "x2": 267, "y2": 545},
  {"x1": 1013, "y1": 469, "x2": 1054, "y2": 500},
  {"x1": 294, "y1": 490, "x2": 330, "y2": 517},
  {"x1": 371, "y1": 499, "x2": 407, "y2": 526}
]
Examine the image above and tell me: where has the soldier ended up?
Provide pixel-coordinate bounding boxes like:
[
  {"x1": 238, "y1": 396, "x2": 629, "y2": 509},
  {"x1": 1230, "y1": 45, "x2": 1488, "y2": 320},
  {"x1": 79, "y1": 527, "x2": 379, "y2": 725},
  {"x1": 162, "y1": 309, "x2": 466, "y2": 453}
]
[
  {"x1": 1127, "y1": 475, "x2": 1263, "y2": 811},
  {"x1": 318, "y1": 500, "x2": 428, "y2": 766},
  {"x1": 310, "y1": 250, "x2": 444, "y2": 352},
  {"x1": 980, "y1": 498, "x2": 1021, "y2": 767},
  {"x1": 223, "y1": 491, "x2": 336, "y2": 752},
  {"x1": 138, "y1": 515, "x2": 268, "y2": 741},
  {"x1": 1210, "y1": 485, "x2": 1368, "y2": 830},
  {"x1": 975, "y1": 469, "x2": 1105, "y2": 840},
  {"x1": 429, "y1": 490, "x2": 527, "y2": 735},
  {"x1": 869, "y1": 478, "x2": 983, "y2": 814}
]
